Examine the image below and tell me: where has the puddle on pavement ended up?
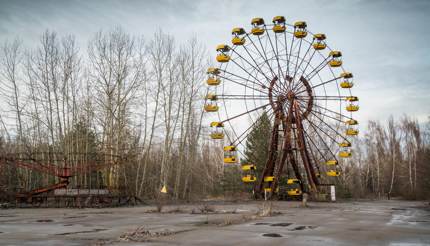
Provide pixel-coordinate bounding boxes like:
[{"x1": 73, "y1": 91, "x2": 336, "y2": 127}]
[
  {"x1": 64, "y1": 215, "x2": 87, "y2": 219},
  {"x1": 0, "y1": 215, "x2": 16, "y2": 218},
  {"x1": 262, "y1": 233, "x2": 282, "y2": 237},
  {"x1": 271, "y1": 223, "x2": 292, "y2": 227},
  {"x1": 289, "y1": 225, "x2": 318, "y2": 231},
  {"x1": 80, "y1": 211, "x2": 112, "y2": 215},
  {"x1": 36, "y1": 219, "x2": 53, "y2": 222},
  {"x1": 56, "y1": 228, "x2": 107, "y2": 235},
  {"x1": 254, "y1": 222, "x2": 270, "y2": 225},
  {"x1": 63, "y1": 224, "x2": 74, "y2": 226}
]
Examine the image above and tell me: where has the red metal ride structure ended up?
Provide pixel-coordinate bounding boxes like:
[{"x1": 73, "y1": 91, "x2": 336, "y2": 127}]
[{"x1": 0, "y1": 153, "x2": 117, "y2": 202}]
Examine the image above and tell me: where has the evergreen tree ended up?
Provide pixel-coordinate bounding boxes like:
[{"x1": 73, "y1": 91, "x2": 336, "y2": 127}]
[{"x1": 244, "y1": 112, "x2": 272, "y2": 180}]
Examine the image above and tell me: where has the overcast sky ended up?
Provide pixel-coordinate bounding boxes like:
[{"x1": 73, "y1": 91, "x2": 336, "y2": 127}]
[{"x1": 1, "y1": 0, "x2": 429, "y2": 126}]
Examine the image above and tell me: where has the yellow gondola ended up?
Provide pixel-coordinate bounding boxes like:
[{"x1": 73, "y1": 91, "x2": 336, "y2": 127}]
[
  {"x1": 341, "y1": 81, "x2": 353, "y2": 88},
  {"x1": 340, "y1": 71, "x2": 353, "y2": 88},
  {"x1": 346, "y1": 119, "x2": 358, "y2": 125},
  {"x1": 294, "y1": 21, "x2": 307, "y2": 38},
  {"x1": 326, "y1": 160, "x2": 338, "y2": 165},
  {"x1": 232, "y1": 36, "x2": 245, "y2": 45},
  {"x1": 224, "y1": 145, "x2": 237, "y2": 164},
  {"x1": 339, "y1": 151, "x2": 352, "y2": 158},
  {"x1": 329, "y1": 50, "x2": 342, "y2": 67},
  {"x1": 216, "y1": 54, "x2": 230, "y2": 63},
  {"x1": 204, "y1": 104, "x2": 218, "y2": 112},
  {"x1": 346, "y1": 128, "x2": 359, "y2": 136},
  {"x1": 346, "y1": 104, "x2": 359, "y2": 112},
  {"x1": 327, "y1": 170, "x2": 341, "y2": 177},
  {"x1": 264, "y1": 176, "x2": 275, "y2": 182},
  {"x1": 287, "y1": 188, "x2": 302, "y2": 196},
  {"x1": 232, "y1": 27, "x2": 246, "y2": 35},
  {"x1": 207, "y1": 67, "x2": 220, "y2": 75},
  {"x1": 207, "y1": 77, "x2": 220, "y2": 86},
  {"x1": 206, "y1": 67, "x2": 221, "y2": 86},
  {"x1": 241, "y1": 164, "x2": 256, "y2": 171},
  {"x1": 210, "y1": 132, "x2": 224, "y2": 139},
  {"x1": 205, "y1": 93, "x2": 217, "y2": 101},
  {"x1": 242, "y1": 175, "x2": 257, "y2": 183},
  {"x1": 287, "y1": 178, "x2": 300, "y2": 184},
  {"x1": 216, "y1": 44, "x2": 231, "y2": 63},
  {"x1": 345, "y1": 96, "x2": 359, "y2": 102},
  {"x1": 339, "y1": 141, "x2": 351, "y2": 147},
  {"x1": 313, "y1": 33, "x2": 326, "y2": 50},
  {"x1": 210, "y1": 122, "x2": 224, "y2": 140},
  {"x1": 272, "y1": 16, "x2": 286, "y2": 33},
  {"x1": 231, "y1": 27, "x2": 246, "y2": 45},
  {"x1": 251, "y1": 17, "x2": 265, "y2": 35}
]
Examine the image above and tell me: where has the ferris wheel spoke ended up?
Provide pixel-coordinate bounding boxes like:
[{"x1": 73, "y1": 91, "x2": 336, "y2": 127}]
[
  {"x1": 309, "y1": 102, "x2": 354, "y2": 121},
  {"x1": 300, "y1": 112, "x2": 340, "y2": 156},
  {"x1": 257, "y1": 35, "x2": 277, "y2": 78},
  {"x1": 302, "y1": 124, "x2": 331, "y2": 161},
  {"x1": 297, "y1": 49, "x2": 316, "y2": 86},
  {"x1": 218, "y1": 74, "x2": 268, "y2": 95},
  {"x1": 230, "y1": 48, "x2": 272, "y2": 83},
  {"x1": 244, "y1": 34, "x2": 277, "y2": 80},
  {"x1": 290, "y1": 38, "x2": 303, "y2": 90},
  {"x1": 295, "y1": 101, "x2": 343, "y2": 144},
  {"x1": 302, "y1": 130, "x2": 327, "y2": 171},
  {"x1": 271, "y1": 29, "x2": 287, "y2": 91},
  {"x1": 220, "y1": 102, "x2": 271, "y2": 124},
  {"x1": 287, "y1": 32, "x2": 295, "y2": 77},
  {"x1": 291, "y1": 39, "x2": 313, "y2": 91},
  {"x1": 306, "y1": 109, "x2": 349, "y2": 143},
  {"x1": 295, "y1": 76, "x2": 341, "y2": 94},
  {"x1": 217, "y1": 94, "x2": 269, "y2": 100},
  {"x1": 296, "y1": 100, "x2": 348, "y2": 133},
  {"x1": 305, "y1": 56, "x2": 331, "y2": 81},
  {"x1": 222, "y1": 69, "x2": 266, "y2": 89},
  {"x1": 230, "y1": 108, "x2": 275, "y2": 146}
]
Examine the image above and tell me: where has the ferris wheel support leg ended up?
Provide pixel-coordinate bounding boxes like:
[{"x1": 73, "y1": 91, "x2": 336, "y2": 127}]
[
  {"x1": 294, "y1": 103, "x2": 319, "y2": 192},
  {"x1": 270, "y1": 103, "x2": 298, "y2": 194},
  {"x1": 255, "y1": 114, "x2": 281, "y2": 198}
]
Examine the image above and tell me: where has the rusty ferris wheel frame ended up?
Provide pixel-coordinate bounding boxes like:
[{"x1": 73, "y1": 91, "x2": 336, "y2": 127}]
[{"x1": 204, "y1": 16, "x2": 359, "y2": 198}]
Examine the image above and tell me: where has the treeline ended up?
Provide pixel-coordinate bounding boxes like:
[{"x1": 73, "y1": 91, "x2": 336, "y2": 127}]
[
  {"x1": 0, "y1": 28, "x2": 223, "y2": 200},
  {"x1": 342, "y1": 116, "x2": 430, "y2": 199}
]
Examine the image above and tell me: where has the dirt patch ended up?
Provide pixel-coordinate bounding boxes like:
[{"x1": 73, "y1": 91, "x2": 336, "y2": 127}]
[
  {"x1": 56, "y1": 228, "x2": 107, "y2": 235},
  {"x1": 262, "y1": 233, "x2": 282, "y2": 237}
]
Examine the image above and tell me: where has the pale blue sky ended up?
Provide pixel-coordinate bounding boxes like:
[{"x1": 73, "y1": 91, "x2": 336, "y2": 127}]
[{"x1": 0, "y1": 0, "x2": 429, "y2": 125}]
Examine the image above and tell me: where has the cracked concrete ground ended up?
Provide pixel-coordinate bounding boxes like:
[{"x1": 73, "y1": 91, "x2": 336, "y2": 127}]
[{"x1": 0, "y1": 200, "x2": 429, "y2": 245}]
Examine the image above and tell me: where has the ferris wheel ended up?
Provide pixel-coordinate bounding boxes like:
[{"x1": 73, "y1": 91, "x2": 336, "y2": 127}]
[{"x1": 204, "y1": 16, "x2": 359, "y2": 197}]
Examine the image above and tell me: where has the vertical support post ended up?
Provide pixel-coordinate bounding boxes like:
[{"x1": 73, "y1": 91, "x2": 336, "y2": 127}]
[{"x1": 330, "y1": 185, "x2": 336, "y2": 202}]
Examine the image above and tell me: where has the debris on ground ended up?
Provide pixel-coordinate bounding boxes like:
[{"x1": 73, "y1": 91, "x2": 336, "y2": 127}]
[{"x1": 119, "y1": 226, "x2": 188, "y2": 242}]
